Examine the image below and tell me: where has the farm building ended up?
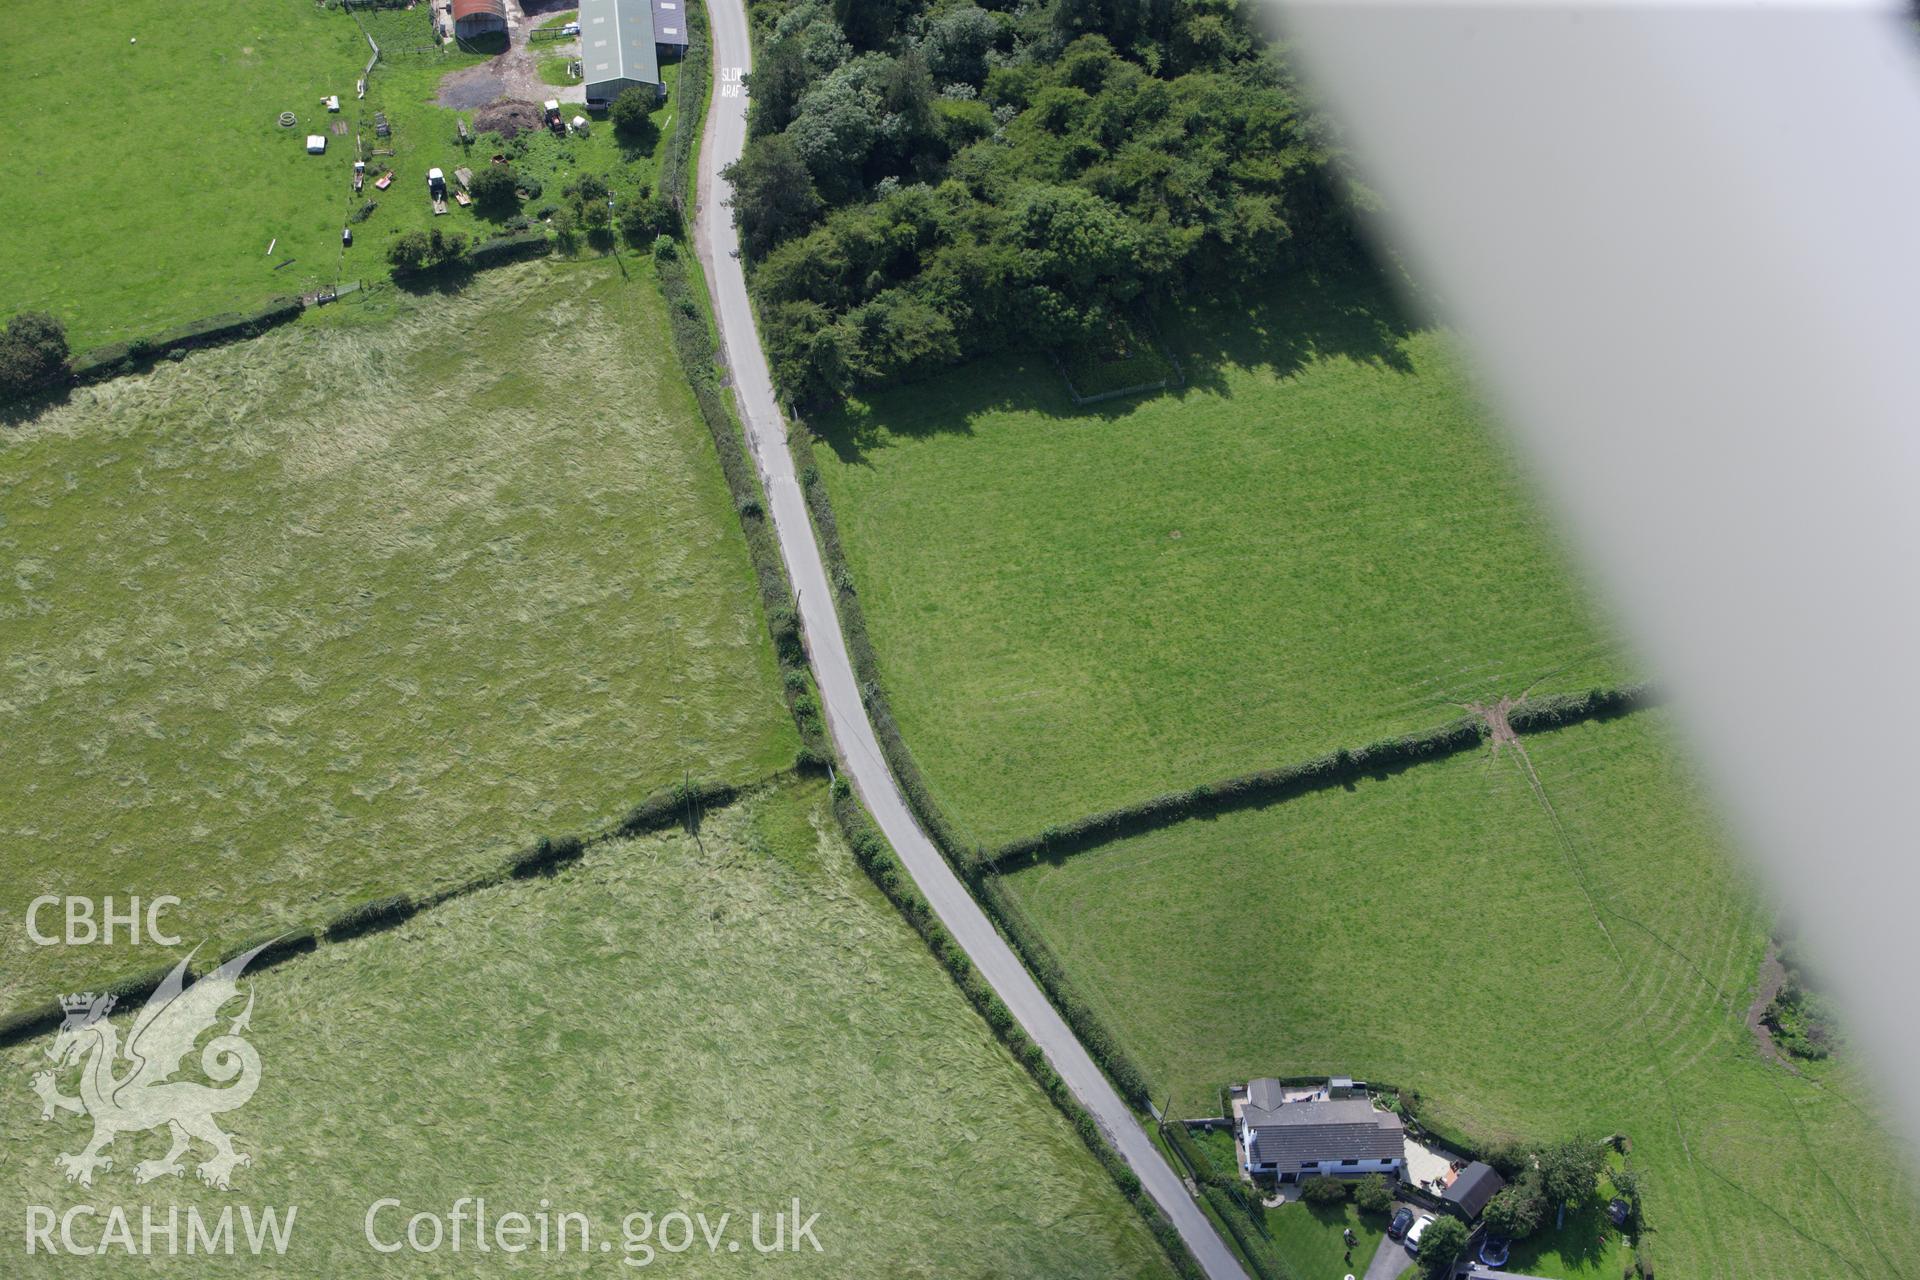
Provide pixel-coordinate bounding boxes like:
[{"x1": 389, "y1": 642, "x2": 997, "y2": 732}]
[
  {"x1": 580, "y1": 0, "x2": 667, "y2": 109},
  {"x1": 452, "y1": 0, "x2": 507, "y2": 40},
  {"x1": 651, "y1": 0, "x2": 688, "y2": 49}
]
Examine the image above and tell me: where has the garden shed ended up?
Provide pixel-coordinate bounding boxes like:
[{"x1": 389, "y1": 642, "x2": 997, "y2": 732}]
[
  {"x1": 452, "y1": 0, "x2": 507, "y2": 40},
  {"x1": 1442, "y1": 1161, "x2": 1507, "y2": 1220}
]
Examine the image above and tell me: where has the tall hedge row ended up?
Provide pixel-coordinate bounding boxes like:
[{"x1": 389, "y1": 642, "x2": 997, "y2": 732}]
[
  {"x1": 787, "y1": 425, "x2": 1168, "y2": 1129},
  {"x1": 791, "y1": 429, "x2": 977, "y2": 864},
  {"x1": 69, "y1": 296, "x2": 305, "y2": 383},
  {"x1": 0, "y1": 772, "x2": 769, "y2": 1046},
  {"x1": 826, "y1": 788, "x2": 1201, "y2": 1280},
  {"x1": 1200, "y1": 1185, "x2": 1293, "y2": 1280},
  {"x1": 652, "y1": 11, "x2": 828, "y2": 770},
  {"x1": 986, "y1": 682, "x2": 1658, "y2": 872},
  {"x1": 658, "y1": 13, "x2": 708, "y2": 217}
]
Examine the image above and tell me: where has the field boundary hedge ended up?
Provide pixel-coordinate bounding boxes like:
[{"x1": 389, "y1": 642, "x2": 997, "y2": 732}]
[
  {"x1": 67, "y1": 296, "x2": 307, "y2": 384},
  {"x1": 825, "y1": 786, "x2": 1202, "y2": 1280},
  {"x1": 653, "y1": 2, "x2": 828, "y2": 769},
  {"x1": 48, "y1": 226, "x2": 554, "y2": 399},
  {"x1": 788, "y1": 419, "x2": 1660, "y2": 1119},
  {"x1": 683, "y1": 29, "x2": 1190, "y2": 1274},
  {"x1": 984, "y1": 683, "x2": 1658, "y2": 872},
  {"x1": 0, "y1": 773, "x2": 769, "y2": 1048},
  {"x1": 658, "y1": 12, "x2": 707, "y2": 218}
]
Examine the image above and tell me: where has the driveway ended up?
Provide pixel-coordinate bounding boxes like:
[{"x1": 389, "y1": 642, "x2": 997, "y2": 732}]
[
  {"x1": 433, "y1": 0, "x2": 585, "y2": 107},
  {"x1": 1364, "y1": 1231, "x2": 1415, "y2": 1280},
  {"x1": 690, "y1": 2, "x2": 1246, "y2": 1278}
]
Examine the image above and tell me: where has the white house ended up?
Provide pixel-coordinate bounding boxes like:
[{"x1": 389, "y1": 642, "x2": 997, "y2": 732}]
[{"x1": 1239, "y1": 1078, "x2": 1407, "y2": 1183}]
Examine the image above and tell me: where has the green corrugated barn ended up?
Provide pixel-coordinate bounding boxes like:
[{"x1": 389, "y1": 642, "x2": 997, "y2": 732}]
[{"x1": 580, "y1": 0, "x2": 664, "y2": 109}]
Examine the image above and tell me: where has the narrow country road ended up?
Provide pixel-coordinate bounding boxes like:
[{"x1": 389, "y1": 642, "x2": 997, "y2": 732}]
[{"x1": 689, "y1": 4, "x2": 1246, "y2": 1277}]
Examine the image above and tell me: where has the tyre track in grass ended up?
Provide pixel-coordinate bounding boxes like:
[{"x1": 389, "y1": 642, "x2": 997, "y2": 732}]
[{"x1": 1501, "y1": 726, "x2": 1891, "y2": 1279}]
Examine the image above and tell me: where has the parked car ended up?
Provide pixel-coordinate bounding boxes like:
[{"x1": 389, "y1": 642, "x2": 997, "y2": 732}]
[
  {"x1": 561, "y1": 20, "x2": 580, "y2": 34},
  {"x1": 1479, "y1": 1235, "x2": 1511, "y2": 1268},
  {"x1": 1404, "y1": 1214, "x2": 1434, "y2": 1255},
  {"x1": 1388, "y1": 1208, "x2": 1415, "y2": 1240}
]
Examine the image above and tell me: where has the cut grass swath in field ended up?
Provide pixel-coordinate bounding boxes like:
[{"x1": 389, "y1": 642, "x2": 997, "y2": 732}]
[
  {"x1": 0, "y1": 782, "x2": 1174, "y2": 1279},
  {"x1": 0, "y1": 259, "x2": 796, "y2": 1012}
]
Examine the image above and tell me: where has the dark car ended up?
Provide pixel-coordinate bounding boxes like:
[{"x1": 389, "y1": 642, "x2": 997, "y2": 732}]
[
  {"x1": 1388, "y1": 1207, "x2": 1415, "y2": 1240},
  {"x1": 1479, "y1": 1235, "x2": 1511, "y2": 1268}
]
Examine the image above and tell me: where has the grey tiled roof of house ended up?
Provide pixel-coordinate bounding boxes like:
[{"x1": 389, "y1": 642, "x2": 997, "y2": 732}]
[
  {"x1": 1243, "y1": 1097, "x2": 1405, "y2": 1167},
  {"x1": 1247, "y1": 1077, "x2": 1286, "y2": 1112}
]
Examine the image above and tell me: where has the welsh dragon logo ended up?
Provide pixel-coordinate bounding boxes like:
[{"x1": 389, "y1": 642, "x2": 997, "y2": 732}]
[{"x1": 29, "y1": 941, "x2": 272, "y2": 1190}]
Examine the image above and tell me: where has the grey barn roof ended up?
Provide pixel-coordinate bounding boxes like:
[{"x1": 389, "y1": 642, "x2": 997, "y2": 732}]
[
  {"x1": 651, "y1": 0, "x2": 687, "y2": 45},
  {"x1": 1444, "y1": 1161, "x2": 1508, "y2": 1218},
  {"x1": 1243, "y1": 1097, "x2": 1404, "y2": 1168},
  {"x1": 579, "y1": 0, "x2": 661, "y2": 95}
]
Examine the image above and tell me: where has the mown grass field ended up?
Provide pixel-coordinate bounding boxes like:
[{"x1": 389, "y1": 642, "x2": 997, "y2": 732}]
[
  {"x1": 810, "y1": 274, "x2": 1632, "y2": 848},
  {"x1": 0, "y1": 782, "x2": 1173, "y2": 1278},
  {"x1": 1000, "y1": 712, "x2": 1919, "y2": 1278},
  {"x1": 1264, "y1": 1199, "x2": 1385, "y2": 1279},
  {"x1": 0, "y1": 258, "x2": 796, "y2": 1012},
  {"x1": 0, "y1": 0, "x2": 676, "y2": 347}
]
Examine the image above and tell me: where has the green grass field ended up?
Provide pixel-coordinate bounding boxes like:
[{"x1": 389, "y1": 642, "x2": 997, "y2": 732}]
[
  {"x1": 810, "y1": 274, "x2": 1632, "y2": 848},
  {"x1": 0, "y1": 0, "x2": 368, "y2": 345},
  {"x1": 0, "y1": 258, "x2": 796, "y2": 1013},
  {"x1": 1264, "y1": 1199, "x2": 1385, "y2": 1279},
  {"x1": 0, "y1": 781, "x2": 1173, "y2": 1277},
  {"x1": 999, "y1": 712, "x2": 1919, "y2": 1278},
  {"x1": 0, "y1": 0, "x2": 676, "y2": 347},
  {"x1": 538, "y1": 54, "x2": 580, "y2": 87}
]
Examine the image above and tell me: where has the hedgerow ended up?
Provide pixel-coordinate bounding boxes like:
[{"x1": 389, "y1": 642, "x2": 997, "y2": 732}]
[
  {"x1": 69, "y1": 296, "x2": 304, "y2": 383},
  {"x1": 986, "y1": 683, "x2": 1659, "y2": 871},
  {"x1": 826, "y1": 787, "x2": 1201, "y2": 1280},
  {"x1": 651, "y1": 16, "x2": 830, "y2": 771}
]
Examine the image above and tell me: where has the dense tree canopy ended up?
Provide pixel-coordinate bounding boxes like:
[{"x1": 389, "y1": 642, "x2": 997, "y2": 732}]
[
  {"x1": 468, "y1": 164, "x2": 520, "y2": 214},
  {"x1": 0, "y1": 312, "x2": 70, "y2": 404},
  {"x1": 1482, "y1": 1171, "x2": 1548, "y2": 1240},
  {"x1": 1417, "y1": 1214, "x2": 1468, "y2": 1278},
  {"x1": 609, "y1": 86, "x2": 659, "y2": 143},
  {"x1": 1539, "y1": 1136, "x2": 1606, "y2": 1208},
  {"x1": 726, "y1": 0, "x2": 1354, "y2": 405}
]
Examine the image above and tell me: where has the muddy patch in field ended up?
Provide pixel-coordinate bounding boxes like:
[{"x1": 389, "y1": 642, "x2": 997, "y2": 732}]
[
  {"x1": 1746, "y1": 940, "x2": 1791, "y2": 1065},
  {"x1": 1469, "y1": 696, "x2": 1519, "y2": 749},
  {"x1": 437, "y1": 63, "x2": 513, "y2": 109}
]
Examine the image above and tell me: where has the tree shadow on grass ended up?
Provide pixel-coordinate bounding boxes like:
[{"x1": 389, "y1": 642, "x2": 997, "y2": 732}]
[
  {"x1": 1508, "y1": 1192, "x2": 1620, "y2": 1275},
  {"x1": 811, "y1": 264, "x2": 1424, "y2": 467},
  {"x1": 1, "y1": 380, "x2": 79, "y2": 429},
  {"x1": 393, "y1": 262, "x2": 482, "y2": 297}
]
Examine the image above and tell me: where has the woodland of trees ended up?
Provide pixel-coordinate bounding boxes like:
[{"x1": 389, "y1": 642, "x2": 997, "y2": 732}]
[{"x1": 725, "y1": 0, "x2": 1363, "y2": 406}]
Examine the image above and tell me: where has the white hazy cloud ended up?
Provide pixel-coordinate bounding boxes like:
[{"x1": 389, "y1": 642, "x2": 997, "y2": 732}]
[{"x1": 1269, "y1": 0, "x2": 1920, "y2": 1161}]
